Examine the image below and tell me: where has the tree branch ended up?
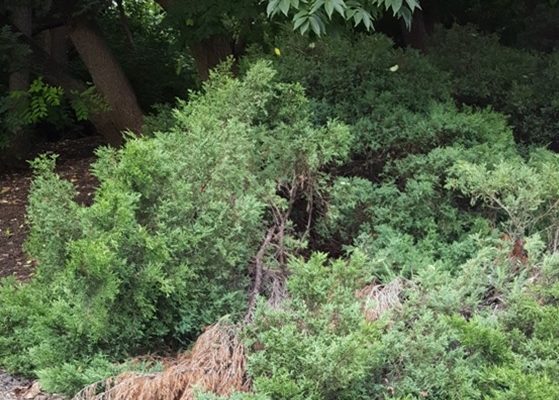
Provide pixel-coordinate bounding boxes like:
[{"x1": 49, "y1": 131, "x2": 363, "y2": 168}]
[
  {"x1": 244, "y1": 227, "x2": 276, "y2": 324},
  {"x1": 32, "y1": 17, "x2": 68, "y2": 35}
]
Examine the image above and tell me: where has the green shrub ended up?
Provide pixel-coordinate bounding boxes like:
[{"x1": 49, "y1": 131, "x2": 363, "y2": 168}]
[
  {"x1": 447, "y1": 150, "x2": 559, "y2": 239},
  {"x1": 0, "y1": 61, "x2": 350, "y2": 395},
  {"x1": 428, "y1": 24, "x2": 559, "y2": 147},
  {"x1": 268, "y1": 33, "x2": 450, "y2": 122},
  {"x1": 319, "y1": 116, "x2": 516, "y2": 277},
  {"x1": 245, "y1": 252, "x2": 380, "y2": 400},
  {"x1": 244, "y1": 33, "x2": 456, "y2": 178}
]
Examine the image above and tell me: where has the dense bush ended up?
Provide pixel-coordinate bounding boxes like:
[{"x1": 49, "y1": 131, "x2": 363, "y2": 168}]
[
  {"x1": 428, "y1": 24, "x2": 559, "y2": 148},
  {"x1": 316, "y1": 106, "x2": 516, "y2": 259},
  {"x1": 225, "y1": 33, "x2": 559, "y2": 400},
  {"x1": 243, "y1": 34, "x2": 453, "y2": 180},
  {"x1": 0, "y1": 61, "x2": 350, "y2": 395},
  {"x1": 2, "y1": 28, "x2": 559, "y2": 400},
  {"x1": 267, "y1": 33, "x2": 450, "y2": 121},
  {"x1": 245, "y1": 252, "x2": 378, "y2": 400},
  {"x1": 239, "y1": 233, "x2": 559, "y2": 399}
]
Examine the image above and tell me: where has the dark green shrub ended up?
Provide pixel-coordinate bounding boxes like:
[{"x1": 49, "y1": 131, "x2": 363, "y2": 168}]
[
  {"x1": 317, "y1": 108, "x2": 517, "y2": 276},
  {"x1": 269, "y1": 34, "x2": 451, "y2": 122},
  {"x1": 245, "y1": 33, "x2": 454, "y2": 178},
  {"x1": 428, "y1": 24, "x2": 559, "y2": 147}
]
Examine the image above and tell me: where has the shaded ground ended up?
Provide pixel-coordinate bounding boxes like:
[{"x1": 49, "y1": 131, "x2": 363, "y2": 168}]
[
  {"x1": 0, "y1": 136, "x2": 103, "y2": 281},
  {"x1": 0, "y1": 370, "x2": 64, "y2": 400},
  {"x1": 0, "y1": 369, "x2": 29, "y2": 400}
]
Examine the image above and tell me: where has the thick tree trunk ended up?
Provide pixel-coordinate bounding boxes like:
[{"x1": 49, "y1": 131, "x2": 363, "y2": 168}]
[
  {"x1": 3, "y1": 5, "x2": 34, "y2": 167},
  {"x1": 9, "y1": 5, "x2": 32, "y2": 91},
  {"x1": 402, "y1": 10, "x2": 428, "y2": 52},
  {"x1": 69, "y1": 17, "x2": 144, "y2": 144},
  {"x1": 189, "y1": 35, "x2": 235, "y2": 80},
  {"x1": 10, "y1": 22, "x2": 127, "y2": 146},
  {"x1": 49, "y1": 26, "x2": 69, "y2": 66}
]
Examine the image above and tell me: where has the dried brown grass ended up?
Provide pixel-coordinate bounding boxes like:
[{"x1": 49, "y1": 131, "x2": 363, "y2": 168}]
[
  {"x1": 356, "y1": 278, "x2": 404, "y2": 321},
  {"x1": 73, "y1": 323, "x2": 250, "y2": 400}
]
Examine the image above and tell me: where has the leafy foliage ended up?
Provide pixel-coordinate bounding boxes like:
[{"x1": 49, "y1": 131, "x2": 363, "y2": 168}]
[
  {"x1": 428, "y1": 24, "x2": 559, "y2": 147},
  {"x1": 0, "y1": 78, "x2": 108, "y2": 148},
  {"x1": 0, "y1": 61, "x2": 350, "y2": 394},
  {"x1": 245, "y1": 252, "x2": 379, "y2": 400},
  {"x1": 266, "y1": 0, "x2": 420, "y2": 35},
  {"x1": 2, "y1": 17, "x2": 559, "y2": 400}
]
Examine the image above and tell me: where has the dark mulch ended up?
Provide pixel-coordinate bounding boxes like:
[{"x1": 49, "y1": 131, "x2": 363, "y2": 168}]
[{"x1": 0, "y1": 136, "x2": 104, "y2": 281}]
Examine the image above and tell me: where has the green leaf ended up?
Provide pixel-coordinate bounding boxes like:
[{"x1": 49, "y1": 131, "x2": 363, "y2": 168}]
[
  {"x1": 325, "y1": 0, "x2": 334, "y2": 18},
  {"x1": 362, "y1": 12, "x2": 373, "y2": 30},
  {"x1": 405, "y1": 0, "x2": 420, "y2": 10},
  {"x1": 309, "y1": 14, "x2": 322, "y2": 35},
  {"x1": 279, "y1": 0, "x2": 291, "y2": 15},
  {"x1": 310, "y1": 0, "x2": 325, "y2": 14},
  {"x1": 391, "y1": 0, "x2": 403, "y2": 15},
  {"x1": 333, "y1": 0, "x2": 347, "y2": 16},
  {"x1": 300, "y1": 20, "x2": 310, "y2": 34},
  {"x1": 399, "y1": 6, "x2": 412, "y2": 29},
  {"x1": 267, "y1": 0, "x2": 280, "y2": 16},
  {"x1": 353, "y1": 10, "x2": 363, "y2": 26},
  {"x1": 293, "y1": 11, "x2": 309, "y2": 30}
]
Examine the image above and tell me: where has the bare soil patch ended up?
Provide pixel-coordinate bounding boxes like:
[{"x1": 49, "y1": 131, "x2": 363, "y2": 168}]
[{"x1": 0, "y1": 136, "x2": 103, "y2": 280}]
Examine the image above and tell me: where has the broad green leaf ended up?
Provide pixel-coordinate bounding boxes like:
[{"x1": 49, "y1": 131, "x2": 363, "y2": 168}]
[
  {"x1": 300, "y1": 20, "x2": 310, "y2": 34},
  {"x1": 325, "y1": 0, "x2": 335, "y2": 18},
  {"x1": 293, "y1": 11, "x2": 309, "y2": 29},
  {"x1": 353, "y1": 10, "x2": 363, "y2": 26},
  {"x1": 391, "y1": 0, "x2": 403, "y2": 15},
  {"x1": 399, "y1": 6, "x2": 412, "y2": 29},
  {"x1": 405, "y1": 0, "x2": 420, "y2": 10},
  {"x1": 310, "y1": 0, "x2": 325, "y2": 14},
  {"x1": 333, "y1": 0, "x2": 347, "y2": 16},
  {"x1": 309, "y1": 14, "x2": 322, "y2": 35},
  {"x1": 279, "y1": 0, "x2": 291, "y2": 15},
  {"x1": 266, "y1": 0, "x2": 280, "y2": 16}
]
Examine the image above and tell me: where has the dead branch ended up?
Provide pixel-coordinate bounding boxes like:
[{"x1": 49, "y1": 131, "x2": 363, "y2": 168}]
[
  {"x1": 73, "y1": 323, "x2": 249, "y2": 400},
  {"x1": 244, "y1": 226, "x2": 276, "y2": 323}
]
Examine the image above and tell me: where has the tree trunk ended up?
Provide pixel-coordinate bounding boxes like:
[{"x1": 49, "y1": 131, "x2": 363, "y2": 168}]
[
  {"x1": 402, "y1": 9, "x2": 428, "y2": 52},
  {"x1": 153, "y1": 0, "x2": 237, "y2": 80},
  {"x1": 189, "y1": 35, "x2": 235, "y2": 80},
  {"x1": 69, "y1": 17, "x2": 144, "y2": 144},
  {"x1": 9, "y1": 5, "x2": 32, "y2": 91},
  {"x1": 9, "y1": 22, "x2": 128, "y2": 146},
  {"x1": 49, "y1": 26, "x2": 69, "y2": 66},
  {"x1": 3, "y1": 5, "x2": 34, "y2": 167}
]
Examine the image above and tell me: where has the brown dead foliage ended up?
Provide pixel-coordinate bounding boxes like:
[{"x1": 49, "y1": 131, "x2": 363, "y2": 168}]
[
  {"x1": 356, "y1": 278, "x2": 404, "y2": 321},
  {"x1": 73, "y1": 323, "x2": 250, "y2": 400}
]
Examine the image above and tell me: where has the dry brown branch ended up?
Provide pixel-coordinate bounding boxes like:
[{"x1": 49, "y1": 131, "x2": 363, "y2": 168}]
[
  {"x1": 356, "y1": 279, "x2": 404, "y2": 321},
  {"x1": 73, "y1": 323, "x2": 249, "y2": 400},
  {"x1": 262, "y1": 268, "x2": 289, "y2": 309},
  {"x1": 244, "y1": 227, "x2": 276, "y2": 323}
]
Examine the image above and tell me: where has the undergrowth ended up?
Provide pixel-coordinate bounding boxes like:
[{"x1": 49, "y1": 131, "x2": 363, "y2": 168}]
[{"x1": 0, "y1": 29, "x2": 558, "y2": 400}]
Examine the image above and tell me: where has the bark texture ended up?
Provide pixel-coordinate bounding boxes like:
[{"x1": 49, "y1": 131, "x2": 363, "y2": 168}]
[
  {"x1": 9, "y1": 5, "x2": 32, "y2": 91},
  {"x1": 402, "y1": 10, "x2": 428, "y2": 52},
  {"x1": 189, "y1": 35, "x2": 235, "y2": 80},
  {"x1": 69, "y1": 17, "x2": 144, "y2": 144},
  {"x1": 48, "y1": 26, "x2": 69, "y2": 66}
]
